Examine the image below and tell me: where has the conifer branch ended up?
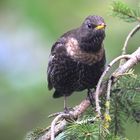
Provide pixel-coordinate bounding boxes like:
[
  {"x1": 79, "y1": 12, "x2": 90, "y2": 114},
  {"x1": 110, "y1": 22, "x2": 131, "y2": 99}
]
[
  {"x1": 35, "y1": 47, "x2": 140, "y2": 140},
  {"x1": 111, "y1": 1, "x2": 140, "y2": 23}
]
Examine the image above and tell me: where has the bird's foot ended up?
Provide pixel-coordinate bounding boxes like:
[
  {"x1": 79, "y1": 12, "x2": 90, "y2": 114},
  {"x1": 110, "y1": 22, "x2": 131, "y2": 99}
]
[
  {"x1": 48, "y1": 107, "x2": 74, "y2": 118},
  {"x1": 48, "y1": 112, "x2": 64, "y2": 118},
  {"x1": 64, "y1": 107, "x2": 74, "y2": 114}
]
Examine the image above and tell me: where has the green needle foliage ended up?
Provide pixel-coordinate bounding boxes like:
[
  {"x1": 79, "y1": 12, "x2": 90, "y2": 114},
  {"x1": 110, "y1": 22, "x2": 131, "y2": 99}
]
[
  {"x1": 58, "y1": 74, "x2": 140, "y2": 140},
  {"x1": 60, "y1": 117, "x2": 110, "y2": 140},
  {"x1": 110, "y1": 74, "x2": 140, "y2": 136},
  {"x1": 61, "y1": 120, "x2": 100, "y2": 140},
  {"x1": 111, "y1": 1, "x2": 140, "y2": 22}
]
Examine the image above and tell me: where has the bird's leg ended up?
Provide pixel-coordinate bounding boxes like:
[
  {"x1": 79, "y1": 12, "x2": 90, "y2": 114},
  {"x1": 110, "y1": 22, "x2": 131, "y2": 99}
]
[
  {"x1": 48, "y1": 95, "x2": 74, "y2": 118},
  {"x1": 63, "y1": 95, "x2": 74, "y2": 113},
  {"x1": 87, "y1": 89, "x2": 95, "y2": 108},
  {"x1": 48, "y1": 95, "x2": 68, "y2": 118},
  {"x1": 64, "y1": 95, "x2": 70, "y2": 113},
  {"x1": 64, "y1": 95, "x2": 67, "y2": 112}
]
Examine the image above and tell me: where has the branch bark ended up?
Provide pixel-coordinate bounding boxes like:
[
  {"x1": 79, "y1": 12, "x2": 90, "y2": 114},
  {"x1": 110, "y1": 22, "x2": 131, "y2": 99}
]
[
  {"x1": 38, "y1": 47, "x2": 140, "y2": 140},
  {"x1": 95, "y1": 55, "x2": 132, "y2": 116},
  {"x1": 122, "y1": 24, "x2": 140, "y2": 55},
  {"x1": 113, "y1": 47, "x2": 140, "y2": 77}
]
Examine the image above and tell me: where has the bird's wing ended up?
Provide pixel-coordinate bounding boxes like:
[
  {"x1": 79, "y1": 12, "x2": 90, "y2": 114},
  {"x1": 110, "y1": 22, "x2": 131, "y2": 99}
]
[
  {"x1": 47, "y1": 54, "x2": 54, "y2": 90},
  {"x1": 47, "y1": 38, "x2": 67, "y2": 90}
]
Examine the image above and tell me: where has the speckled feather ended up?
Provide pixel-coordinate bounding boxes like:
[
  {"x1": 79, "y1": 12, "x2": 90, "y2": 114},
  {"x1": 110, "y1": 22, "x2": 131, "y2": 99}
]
[{"x1": 47, "y1": 15, "x2": 106, "y2": 98}]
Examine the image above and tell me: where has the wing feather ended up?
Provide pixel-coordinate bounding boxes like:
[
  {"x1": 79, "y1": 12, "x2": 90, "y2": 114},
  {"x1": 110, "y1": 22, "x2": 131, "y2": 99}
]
[{"x1": 47, "y1": 39, "x2": 67, "y2": 90}]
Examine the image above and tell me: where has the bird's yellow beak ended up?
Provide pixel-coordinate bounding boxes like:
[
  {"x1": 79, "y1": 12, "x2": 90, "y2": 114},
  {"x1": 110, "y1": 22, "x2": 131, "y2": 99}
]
[{"x1": 95, "y1": 23, "x2": 106, "y2": 30}]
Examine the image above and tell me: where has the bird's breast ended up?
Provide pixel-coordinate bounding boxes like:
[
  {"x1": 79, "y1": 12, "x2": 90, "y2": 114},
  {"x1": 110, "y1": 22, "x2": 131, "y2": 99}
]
[{"x1": 65, "y1": 37, "x2": 105, "y2": 65}]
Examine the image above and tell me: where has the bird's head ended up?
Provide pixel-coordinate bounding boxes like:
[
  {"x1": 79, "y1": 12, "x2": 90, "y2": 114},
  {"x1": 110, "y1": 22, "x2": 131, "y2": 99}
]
[{"x1": 79, "y1": 15, "x2": 106, "y2": 52}]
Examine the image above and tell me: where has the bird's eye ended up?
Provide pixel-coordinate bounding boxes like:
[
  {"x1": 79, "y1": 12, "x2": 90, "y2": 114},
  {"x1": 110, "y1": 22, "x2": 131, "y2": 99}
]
[{"x1": 87, "y1": 23, "x2": 92, "y2": 29}]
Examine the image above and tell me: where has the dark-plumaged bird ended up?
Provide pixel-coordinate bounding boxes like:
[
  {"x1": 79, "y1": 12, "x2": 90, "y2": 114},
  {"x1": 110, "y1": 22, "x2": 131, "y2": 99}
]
[{"x1": 47, "y1": 15, "x2": 106, "y2": 110}]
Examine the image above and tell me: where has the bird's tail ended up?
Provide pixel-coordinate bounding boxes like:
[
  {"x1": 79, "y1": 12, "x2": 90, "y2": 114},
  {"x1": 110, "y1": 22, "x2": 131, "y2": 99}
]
[{"x1": 53, "y1": 90, "x2": 63, "y2": 98}]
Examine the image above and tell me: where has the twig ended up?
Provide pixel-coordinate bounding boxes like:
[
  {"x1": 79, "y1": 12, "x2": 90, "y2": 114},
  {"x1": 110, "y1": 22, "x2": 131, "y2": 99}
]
[
  {"x1": 105, "y1": 79, "x2": 112, "y2": 115},
  {"x1": 113, "y1": 47, "x2": 140, "y2": 77},
  {"x1": 120, "y1": 24, "x2": 140, "y2": 65},
  {"x1": 103, "y1": 80, "x2": 112, "y2": 129},
  {"x1": 95, "y1": 55, "x2": 132, "y2": 116},
  {"x1": 106, "y1": 79, "x2": 112, "y2": 103},
  {"x1": 48, "y1": 112, "x2": 64, "y2": 118},
  {"x1": 123, "y1": 24, "x2": 140, "y2": 54},
  {"x1": 40, "y1": 119, "x2": 67, "y2": 140},
  {"x1": 51, "y1": 113, "x2": 70, "y2": 140}
]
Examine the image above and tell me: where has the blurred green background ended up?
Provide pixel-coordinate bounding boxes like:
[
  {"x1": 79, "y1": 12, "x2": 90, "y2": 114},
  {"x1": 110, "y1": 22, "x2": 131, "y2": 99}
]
[{"x1": 0, "y1": 0, "x2": 140, "y2": 140}]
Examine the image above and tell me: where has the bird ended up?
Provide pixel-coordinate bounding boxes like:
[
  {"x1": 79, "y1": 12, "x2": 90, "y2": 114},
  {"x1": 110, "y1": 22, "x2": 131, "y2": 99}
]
[{"x1": 47, "y1": 15, "x2": 106, "y2": 111}]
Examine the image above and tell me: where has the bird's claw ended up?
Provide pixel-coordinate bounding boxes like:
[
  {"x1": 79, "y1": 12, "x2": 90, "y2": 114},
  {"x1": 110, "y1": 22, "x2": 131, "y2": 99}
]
[
  {"x1": 48, "y1": 112, "x2": 64, "y2": 118},
  {"x1": 64, "y1": 107, "x2": 74, "y2": 114},
  {"x1": 48, "y1": 107, "x2": 74, "y2": 118}
]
